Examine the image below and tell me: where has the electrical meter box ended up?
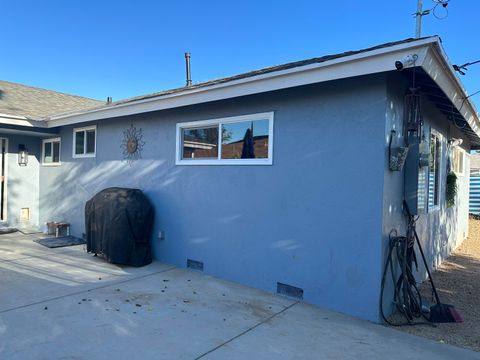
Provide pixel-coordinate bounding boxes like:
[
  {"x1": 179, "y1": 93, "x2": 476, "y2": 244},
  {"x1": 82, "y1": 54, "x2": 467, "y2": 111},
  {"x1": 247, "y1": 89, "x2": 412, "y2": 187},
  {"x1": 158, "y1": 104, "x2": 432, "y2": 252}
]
[{"x1": 404, "y1": 138, "x2": 428, "y2": 215}]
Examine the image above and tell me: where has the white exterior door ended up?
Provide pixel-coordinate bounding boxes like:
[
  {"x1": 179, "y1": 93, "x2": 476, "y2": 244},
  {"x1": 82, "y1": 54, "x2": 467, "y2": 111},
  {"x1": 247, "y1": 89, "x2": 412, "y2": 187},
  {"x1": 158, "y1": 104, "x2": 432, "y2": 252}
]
[{"x1": 0, "y1": 138, "x2": 8, "y2": 221}]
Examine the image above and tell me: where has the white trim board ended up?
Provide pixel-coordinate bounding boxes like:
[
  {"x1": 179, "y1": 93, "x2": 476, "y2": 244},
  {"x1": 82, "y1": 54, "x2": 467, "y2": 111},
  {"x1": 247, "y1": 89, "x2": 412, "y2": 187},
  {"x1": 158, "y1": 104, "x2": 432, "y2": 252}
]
[
  {"x1": 72, "y1": 125, "x2": 96, "y2": 158},
  {"x1": 176, "y1": 112, "x2": 274, "y2": 166},
  {"x1": 0, "y1": 115, "x2": 47, "y2": 128},
  {"x1": 0, "y1": 138, "x2": 8, "y2": 222},
  {"x1": 422, "y1": 45, "x2": 480, "y2": 139},
  {"x1": 45, "y1": 38, "x2": 466, "y2": 127},
  {"x1": 5, "y1": 37, "x2": 478, "y2": 144},
  {"x1": 47, "y1": 46, "x2": 430, "y2": 127},
  {"x1": 41, "y1": 137, "x2": 62, "y2": 166},
  {"x1": 0, "y1": 128, "x2": 60, "y2": 137}
]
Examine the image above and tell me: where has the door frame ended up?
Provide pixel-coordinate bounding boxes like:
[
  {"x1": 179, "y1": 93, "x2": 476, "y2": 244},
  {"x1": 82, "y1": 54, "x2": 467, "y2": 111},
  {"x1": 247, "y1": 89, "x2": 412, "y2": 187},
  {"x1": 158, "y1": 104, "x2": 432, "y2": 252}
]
[{"x1": 0, "y1": 138, "x2": 8, "y2": 222}]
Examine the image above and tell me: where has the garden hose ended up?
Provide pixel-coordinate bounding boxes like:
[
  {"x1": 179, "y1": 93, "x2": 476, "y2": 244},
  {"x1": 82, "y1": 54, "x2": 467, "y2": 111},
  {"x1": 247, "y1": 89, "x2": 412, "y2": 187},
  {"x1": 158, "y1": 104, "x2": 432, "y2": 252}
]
[{"x1": 380, "y1": 229, "x2": 432, "y2": 326}]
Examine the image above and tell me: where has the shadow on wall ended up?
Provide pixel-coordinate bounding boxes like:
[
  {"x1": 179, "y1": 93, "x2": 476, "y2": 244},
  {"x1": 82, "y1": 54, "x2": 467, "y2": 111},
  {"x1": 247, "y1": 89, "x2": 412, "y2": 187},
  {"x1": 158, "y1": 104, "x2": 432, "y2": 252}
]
[
  {"x1": 39, "y1": 157, "x2": 185, "y2": 236},
  {"x1": 5, "y1": 178, "x2": 20, "y2": 223},
  {"x1": 6, "y1": 151, "x2": 40, "y2": 226},
  {"x1": 415, "y1": 205, "x2": 460, "y2": 279}
]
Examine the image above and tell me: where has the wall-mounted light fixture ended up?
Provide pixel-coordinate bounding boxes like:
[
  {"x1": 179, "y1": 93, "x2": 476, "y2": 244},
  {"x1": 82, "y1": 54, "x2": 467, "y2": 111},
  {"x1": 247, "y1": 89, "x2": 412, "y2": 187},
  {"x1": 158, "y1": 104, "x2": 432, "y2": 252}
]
[{"x1": 18, "y1": 144, "x2": 28, "y2": 166}]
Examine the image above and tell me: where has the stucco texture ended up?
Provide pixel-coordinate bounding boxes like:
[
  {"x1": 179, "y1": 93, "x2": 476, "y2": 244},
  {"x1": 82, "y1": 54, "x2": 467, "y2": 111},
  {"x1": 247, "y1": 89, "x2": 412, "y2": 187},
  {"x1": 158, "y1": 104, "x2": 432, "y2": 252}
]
[
  {"x1": 38, "y1": 76, "x2": 387, "y2": 321},
  {"x1": 0, "y1": 134, "x2": 41, "y2": 227},
  {"x1": 381, "y1": 72, "x2": 471, "y2": 319}
]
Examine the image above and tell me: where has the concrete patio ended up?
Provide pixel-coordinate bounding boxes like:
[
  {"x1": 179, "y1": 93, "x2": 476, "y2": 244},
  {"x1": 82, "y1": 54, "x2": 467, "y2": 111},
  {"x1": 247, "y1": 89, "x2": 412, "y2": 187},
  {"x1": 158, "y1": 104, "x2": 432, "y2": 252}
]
[{"x1": 0, "y1": 232, "x2": 478, "y2": 360}]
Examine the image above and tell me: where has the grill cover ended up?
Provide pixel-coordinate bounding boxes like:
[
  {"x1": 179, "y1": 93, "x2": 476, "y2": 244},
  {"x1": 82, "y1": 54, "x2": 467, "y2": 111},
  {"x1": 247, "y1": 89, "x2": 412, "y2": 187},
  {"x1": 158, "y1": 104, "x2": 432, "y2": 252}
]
[{"x1": 85, "y1": 187, "x2": 154, "y2": 267}]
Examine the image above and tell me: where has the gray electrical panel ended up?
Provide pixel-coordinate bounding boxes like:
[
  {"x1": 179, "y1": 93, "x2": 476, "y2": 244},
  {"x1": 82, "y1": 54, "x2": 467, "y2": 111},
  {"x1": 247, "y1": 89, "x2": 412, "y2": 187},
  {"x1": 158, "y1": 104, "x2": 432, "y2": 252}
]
[
  {"x1": 404, "y1": 136, "x2": 428, "y2": 215},
  {"x1": 404, "y1": 140, "x2": 420, "y2": 215}
]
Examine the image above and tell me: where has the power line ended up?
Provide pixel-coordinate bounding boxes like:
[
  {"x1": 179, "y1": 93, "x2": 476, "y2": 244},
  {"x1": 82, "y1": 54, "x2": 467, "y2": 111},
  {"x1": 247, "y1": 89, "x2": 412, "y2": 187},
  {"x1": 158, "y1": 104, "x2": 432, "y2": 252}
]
[
  {"x1": 458, "y1": 89, "x2": 480, "y2": 114},
  {"x1": 453, "y1": 59, "x2": 480, "y2": 75}
]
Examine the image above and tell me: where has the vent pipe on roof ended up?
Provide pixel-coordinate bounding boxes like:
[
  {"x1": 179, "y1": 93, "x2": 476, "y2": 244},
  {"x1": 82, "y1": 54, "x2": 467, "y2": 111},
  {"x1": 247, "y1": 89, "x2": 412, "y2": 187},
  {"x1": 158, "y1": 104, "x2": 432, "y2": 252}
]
[{"x1": 185, "y1": 52, "x2": 192, "y2": 86}]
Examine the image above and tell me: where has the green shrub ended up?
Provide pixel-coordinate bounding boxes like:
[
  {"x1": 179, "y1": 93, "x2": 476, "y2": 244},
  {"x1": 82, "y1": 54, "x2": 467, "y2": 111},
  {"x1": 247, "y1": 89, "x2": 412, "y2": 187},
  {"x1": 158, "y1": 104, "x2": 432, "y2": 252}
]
[{"x1": 446, "y1": 171, "x2": 457, "y2": 208}]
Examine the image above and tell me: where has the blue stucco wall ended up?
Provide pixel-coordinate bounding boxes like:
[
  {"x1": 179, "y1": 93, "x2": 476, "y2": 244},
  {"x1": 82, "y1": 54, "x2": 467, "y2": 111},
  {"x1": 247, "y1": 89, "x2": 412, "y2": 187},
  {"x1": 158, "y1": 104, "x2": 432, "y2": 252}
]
[
  {"x1": 38, "y1": 75, "x2": 388, "y2": 321},
  {"x1": 0, "y1": 134, "x2": 41, "y2": 227},
  {"x1": 381, "y1": 72, "x2": 471, "y2": 317}
]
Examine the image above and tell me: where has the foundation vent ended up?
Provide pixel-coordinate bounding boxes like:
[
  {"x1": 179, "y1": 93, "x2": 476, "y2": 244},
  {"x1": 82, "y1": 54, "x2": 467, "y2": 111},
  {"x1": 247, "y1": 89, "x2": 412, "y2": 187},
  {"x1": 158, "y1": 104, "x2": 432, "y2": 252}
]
[
  {"x1": 277, "y1": 282, "x2": 303, "y2": 300},
  {"x1": 187, "y1": 259, "x2": 204, "y2": 271}
]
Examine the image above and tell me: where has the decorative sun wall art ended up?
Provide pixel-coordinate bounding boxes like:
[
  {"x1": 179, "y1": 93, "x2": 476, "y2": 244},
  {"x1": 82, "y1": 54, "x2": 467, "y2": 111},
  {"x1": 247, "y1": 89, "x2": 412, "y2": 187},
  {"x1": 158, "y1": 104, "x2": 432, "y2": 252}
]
[{"x1": 121, "y1": 124, "x2": 145, "y2": 165}]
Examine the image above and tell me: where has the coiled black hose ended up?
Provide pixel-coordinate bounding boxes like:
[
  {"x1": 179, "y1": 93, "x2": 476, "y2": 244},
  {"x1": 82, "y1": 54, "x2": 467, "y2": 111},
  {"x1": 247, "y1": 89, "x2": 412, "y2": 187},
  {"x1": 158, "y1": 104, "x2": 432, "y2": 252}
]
[{"x1": 380, "y1": 229, "x2": 432, "y2": 326}]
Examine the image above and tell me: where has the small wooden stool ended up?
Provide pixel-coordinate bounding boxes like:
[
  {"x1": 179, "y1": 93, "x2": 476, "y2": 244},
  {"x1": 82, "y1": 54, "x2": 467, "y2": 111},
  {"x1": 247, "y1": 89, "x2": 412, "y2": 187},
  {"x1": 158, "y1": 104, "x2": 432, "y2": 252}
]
[{"x1": 47, "y1": 222, "x2": 70, "y2": 237}]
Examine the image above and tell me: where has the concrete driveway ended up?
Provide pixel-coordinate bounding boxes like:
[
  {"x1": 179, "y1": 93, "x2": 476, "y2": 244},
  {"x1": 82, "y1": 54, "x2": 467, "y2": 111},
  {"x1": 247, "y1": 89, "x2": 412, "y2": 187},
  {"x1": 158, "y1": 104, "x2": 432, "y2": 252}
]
[{"x1": 0, "y1": 232, "x2": 478, "y2": 360}]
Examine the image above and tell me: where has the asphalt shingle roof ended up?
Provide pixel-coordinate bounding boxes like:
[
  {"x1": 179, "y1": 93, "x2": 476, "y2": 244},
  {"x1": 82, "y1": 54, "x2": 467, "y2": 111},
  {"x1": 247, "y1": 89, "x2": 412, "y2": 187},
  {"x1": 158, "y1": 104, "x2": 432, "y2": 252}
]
[
  {"x1": 105, "y1": 37, "x2": 428, "y2": 108},
  {"x1": 0, "y1": 80, "x2": 102, "y2": 120},
  {"x1": 1, "y1": 37, "x2": 434, "y2": 120}
]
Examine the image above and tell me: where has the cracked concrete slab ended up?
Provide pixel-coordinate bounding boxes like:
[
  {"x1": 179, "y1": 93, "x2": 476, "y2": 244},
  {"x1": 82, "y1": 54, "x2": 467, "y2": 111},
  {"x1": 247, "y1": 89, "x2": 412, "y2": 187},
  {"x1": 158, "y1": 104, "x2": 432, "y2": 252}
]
[{"x1": 0, "y1": 233, "x2": 478, "y2": 360}]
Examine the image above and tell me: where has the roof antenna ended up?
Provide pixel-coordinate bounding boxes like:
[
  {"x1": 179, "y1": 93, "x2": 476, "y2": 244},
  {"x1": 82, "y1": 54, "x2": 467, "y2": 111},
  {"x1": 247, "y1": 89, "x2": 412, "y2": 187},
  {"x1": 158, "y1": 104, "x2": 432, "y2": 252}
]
[
  {"x1": 414, "y1": 0, "x2": 425, "y2": 38},
  {"x1": 414, "y1": 0, "x2": 449, "y2": 38},
  {"x1": 185, "y1": 52, "x2": 192, "y2": 86}
]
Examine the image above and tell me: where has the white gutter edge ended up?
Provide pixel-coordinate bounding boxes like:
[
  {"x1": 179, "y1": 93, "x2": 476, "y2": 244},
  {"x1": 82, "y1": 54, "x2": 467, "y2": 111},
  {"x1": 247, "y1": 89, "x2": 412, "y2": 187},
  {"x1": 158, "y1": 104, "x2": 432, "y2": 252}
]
[
  {"x1": 0, "y1": 113, "x2": 47, "y2": 128},
  {"x1": 425, "y1": 41, "x2": 480, "y2": 139},
  {"x1": 45, "y1": 37, "x2": 439, "y2": 127}
]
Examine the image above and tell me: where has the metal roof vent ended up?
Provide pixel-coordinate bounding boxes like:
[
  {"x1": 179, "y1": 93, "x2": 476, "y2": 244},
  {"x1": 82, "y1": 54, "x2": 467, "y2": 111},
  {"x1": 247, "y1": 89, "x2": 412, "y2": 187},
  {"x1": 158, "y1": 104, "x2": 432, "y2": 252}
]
[{"x1": 185, "y1": 52, "x2": 192, "y2": 86}]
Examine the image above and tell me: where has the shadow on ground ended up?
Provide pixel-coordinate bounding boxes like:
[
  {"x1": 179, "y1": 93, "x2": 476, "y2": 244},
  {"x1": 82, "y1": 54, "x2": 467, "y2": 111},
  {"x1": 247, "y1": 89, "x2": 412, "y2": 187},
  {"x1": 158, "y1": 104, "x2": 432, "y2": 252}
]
[{"x1": 389, "y1": 219, "x2": 480, "y2": 352}]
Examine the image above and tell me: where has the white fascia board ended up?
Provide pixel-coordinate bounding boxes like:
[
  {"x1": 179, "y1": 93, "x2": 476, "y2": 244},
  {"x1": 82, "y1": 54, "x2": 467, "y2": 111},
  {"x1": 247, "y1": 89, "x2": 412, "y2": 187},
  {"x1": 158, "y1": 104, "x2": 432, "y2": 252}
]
[
  {"x1": 0, "y1": 114, "x2": 47, "y2": 128},
  {"x1": 0, "y1": 127, "x2": 58, "y2": 137},
  {"x1": 46, "y1": 38, "x2": 438, "y2": 128},
  {"x1": 421, "y1": 45, "x2": 480, "y2": 139}
]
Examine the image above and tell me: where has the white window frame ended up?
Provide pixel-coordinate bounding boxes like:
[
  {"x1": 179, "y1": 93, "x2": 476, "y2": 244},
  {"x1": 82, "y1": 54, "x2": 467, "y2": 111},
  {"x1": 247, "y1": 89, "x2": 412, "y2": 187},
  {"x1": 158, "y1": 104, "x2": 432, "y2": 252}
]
[
  {"x1": 176, "y1": 112, "x2": 274, "y2": 165},
  {"x1": 42, "y1": 137, "x2": 61, "y2": 166},
  {"x1": 428, "y1": 129, "x2": 442, "y2": 213},
  {"x1": 452, "y1": 147, "x2": 465, "y2": 176},
  {"x1": 72, "y1": 125, "x2": 96, "y2": 158}
]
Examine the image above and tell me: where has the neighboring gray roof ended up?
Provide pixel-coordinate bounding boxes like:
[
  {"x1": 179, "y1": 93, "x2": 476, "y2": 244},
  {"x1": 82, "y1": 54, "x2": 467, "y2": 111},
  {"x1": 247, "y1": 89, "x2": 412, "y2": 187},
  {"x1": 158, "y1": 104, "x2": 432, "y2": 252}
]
[
  {"x1": 0, "y1": 80, "x2": 102, "y2": 120},
  {"x1": 0, "y1": 37, "x2": 449, "y2": 120}
]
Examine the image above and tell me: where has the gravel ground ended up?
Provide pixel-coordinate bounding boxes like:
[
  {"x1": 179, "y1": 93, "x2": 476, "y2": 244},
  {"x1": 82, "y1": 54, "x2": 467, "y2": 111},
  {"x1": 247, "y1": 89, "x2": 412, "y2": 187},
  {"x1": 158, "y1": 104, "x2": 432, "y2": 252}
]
[{"x1": 390, "y1": 217, "x2": 480, "y2": 352}]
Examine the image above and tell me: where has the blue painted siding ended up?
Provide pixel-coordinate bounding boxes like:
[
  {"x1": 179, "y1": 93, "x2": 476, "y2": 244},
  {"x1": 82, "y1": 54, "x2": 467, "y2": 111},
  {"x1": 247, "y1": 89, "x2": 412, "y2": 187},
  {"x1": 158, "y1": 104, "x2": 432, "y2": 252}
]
[
  {"x1": 382, "y1": 72, "x2": 471, "y2": 320},
  {"x1": 0, "y1": 134, "x2": 41, "y2": 227},
  {"x1": 38, "y1": 76, "x2": 388, "y2": 322}
]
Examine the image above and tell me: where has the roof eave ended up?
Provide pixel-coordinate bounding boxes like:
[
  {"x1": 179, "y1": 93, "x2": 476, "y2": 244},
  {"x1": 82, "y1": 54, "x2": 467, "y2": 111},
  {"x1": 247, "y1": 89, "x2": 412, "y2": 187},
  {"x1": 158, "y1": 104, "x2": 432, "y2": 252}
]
[
  {"x1": 419, "y1": 41, "x2": 480, "y2": 143},
  {"x1": 0, "y1": 113, "x2": 47, "y2": 128},
  {"x1": 45, "y1": 37, "x2": 440, "y2": 128},
  {"x1": 39, "y1": 36, "x2": 480, "y2": 147}
]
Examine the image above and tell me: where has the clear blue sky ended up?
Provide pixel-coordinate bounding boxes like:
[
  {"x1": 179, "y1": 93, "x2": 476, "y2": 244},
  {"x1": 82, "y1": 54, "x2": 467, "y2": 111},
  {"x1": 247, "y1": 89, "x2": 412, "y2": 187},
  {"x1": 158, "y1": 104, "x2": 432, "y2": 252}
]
[{"x1": 1, "y1": 0, "x2": 479, "y2": 103}]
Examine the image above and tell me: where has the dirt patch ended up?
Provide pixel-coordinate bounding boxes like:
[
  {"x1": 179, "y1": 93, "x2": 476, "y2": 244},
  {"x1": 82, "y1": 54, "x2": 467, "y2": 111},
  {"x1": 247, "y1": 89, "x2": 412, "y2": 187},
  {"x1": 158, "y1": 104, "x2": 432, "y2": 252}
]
[{"x1": 389, "y1": 217, "x2": 480, "y2": 352}]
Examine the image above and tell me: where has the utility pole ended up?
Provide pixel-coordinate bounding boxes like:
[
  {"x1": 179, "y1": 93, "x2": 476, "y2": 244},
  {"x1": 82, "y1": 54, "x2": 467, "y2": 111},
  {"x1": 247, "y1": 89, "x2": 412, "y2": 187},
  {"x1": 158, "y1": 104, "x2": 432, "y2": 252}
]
[{"x1": 415, "y1": 0, "x2": 423, "y2": 38}]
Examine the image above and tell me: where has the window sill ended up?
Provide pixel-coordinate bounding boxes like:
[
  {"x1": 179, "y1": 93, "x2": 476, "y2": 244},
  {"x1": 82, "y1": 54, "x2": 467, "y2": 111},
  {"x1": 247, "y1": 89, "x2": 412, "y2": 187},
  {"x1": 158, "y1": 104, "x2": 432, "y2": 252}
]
[
  {"x1": 73, "y1": 154, "x2": 96, "y2": 159},
  {"x1": 42, "y1": 163, "x2": 61, "y2": 167},
  {"x1": 176, "y1": 159, "x2": 273, "y2": 166}
]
